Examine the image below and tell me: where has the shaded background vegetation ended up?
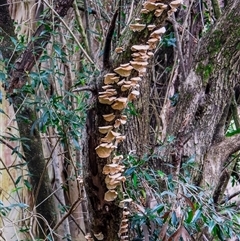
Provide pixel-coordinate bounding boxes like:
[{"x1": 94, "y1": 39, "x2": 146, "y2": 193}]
[{"x1": 0, "y1": 0, "x2": 240, "y2": 241}]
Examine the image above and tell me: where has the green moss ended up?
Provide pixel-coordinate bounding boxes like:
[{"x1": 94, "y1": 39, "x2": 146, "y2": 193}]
[
  {"x1": 196, "y1": 62, "x2": 213, "y2": 84},
  {"x1": 207, "y1": 30, "x2": 223, "y2": 56}
]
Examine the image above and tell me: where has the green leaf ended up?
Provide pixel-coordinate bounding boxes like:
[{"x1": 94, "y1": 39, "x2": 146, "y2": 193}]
[
  {"x1": 15, "y1": 175, "x2": 22, "y2": 185},
  {"x1": 151, "y1": 204, "x2": 164, "y2": 214},
  {"x1": 0, "y1": 72, "x2": 6, "y2": 83},
  {"x1": 226, "y1": 128, "x2": 240, "y2": 137},
  {"x1": 53, "y1": 43, "x2": 62, "y2": 56},
  {"x1": 191, "y1": 209, "x2": 202, "y2": 223},
  {"x1": 0, "y1": 108, "x2": 9, "y2": 117},
  {"x1": 132, "y1": 173, "x2": 138, "y2": 188},
  {"x1": 24, "y1": 179, "x2": 32, "y2": 191},
  {"x1": 124, "y1": 166, "x2": 136, "y2": 176}
]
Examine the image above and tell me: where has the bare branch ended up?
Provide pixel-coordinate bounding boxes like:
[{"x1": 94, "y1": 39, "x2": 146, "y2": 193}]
[
  {"x1": 72, "y1": 85, "x2": 96, "y2": 93},
  {"x1": 0, "y1": 137, "x2": 26, "y2": 161},
  {"x1": 83, "y1": 0, "x2": 93, "y2": 58},
  {"x1": 221, "y1": 190, "x2": 240, "y2": 204}
]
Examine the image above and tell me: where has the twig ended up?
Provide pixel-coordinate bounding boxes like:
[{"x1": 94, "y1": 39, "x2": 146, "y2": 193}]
[
  {"x1": 168, "y1": 16, "x2": 186, "y2": 79},
  {"x1": 83, "y1": 0, "x2": 93, "y2": 58},
  {"x1": 73, "y1": 0, "x2": 90, "y2": 55},
  {"x1": 52, "y1": 197, "x2": 82, "y2": 231},
  {"x1": 53, "y1": 188, "x2": 86, "y2": 235},
  {"x1": 221, "y1": 190, "x2": 240, "y2": 204},
  {"x1": 77, "y1": 5, "x2": 110, "y2": 23},
  {"x1": 43, "y1": 0, "x2": 97, "y2": 68},
  {"x1": 72, "y1": 85, "x2": 96, "y2": 93},
  {"x1": 0, "y1": 137, "x2": 26, "y2": 161},
  {"x1": 0, "y1": 157, "x2": 21, "y2": 202},
  {"x1": 126, "y1": 0, "x2": 135, "y2": 25}
]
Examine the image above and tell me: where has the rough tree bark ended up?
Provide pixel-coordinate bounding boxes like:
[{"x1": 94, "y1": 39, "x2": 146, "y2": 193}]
[
  {"x1": 84, "y1": 0, "x2": 240, "y2": 239},
  {"x1": 166, "y1": 0, "x2": 240, "y2": 195},
  {"x1": 82, "y1": 2, "x2": 175, "y2": 240},
  {"x1": 1, "y1": 0, "x2": 240, "y2": 240}
]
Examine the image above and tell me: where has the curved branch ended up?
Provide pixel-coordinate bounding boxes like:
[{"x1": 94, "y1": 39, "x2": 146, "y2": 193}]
[{"x1": 103, "y1": 8, "x2": 119, "y2": 69}]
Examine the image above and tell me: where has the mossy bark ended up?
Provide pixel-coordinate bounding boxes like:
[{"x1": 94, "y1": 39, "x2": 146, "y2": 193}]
[{"x1": 165, "y1": 0, "x2": 240, "y2": 197}]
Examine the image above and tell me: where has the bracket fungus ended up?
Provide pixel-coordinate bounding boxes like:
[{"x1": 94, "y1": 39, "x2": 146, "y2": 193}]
[
  {"x1": 103, "y1": 164, "x2": 125, "y2": 175},
  {"x1": 140, "y1": 8, "x2": 149, "y2": 14},
  {"x1": 121, "y1": 84, "x2": 132, "y2": 92},
  {"x1": 129, "y1": 23, "x2": 146, "y2": 32},
  {"x1": 114, "y1": 116, "x2": 127, "y2": 128},
  {"x1": 104, "y1": 190, "x2": 118, "y2": 202},
  {"x1": 93, "y1": 232, "x2": 104, "y2": 240},
  {"x1": 170, "y1": 0, "x2": 183, "y2": 9},
  {"x1": 111, "y1": 97, "x2": 128, "y2": 110},
  {"x1": 112, "y1": 155, "x2": 123, "y2": 163},
  {"x1": 131, "y1": 44, "x2": 149, "y2": 52},
  {"x1": 115, "y1": 47, "x2": 124, "y2": 53},
  {"x1": 147, "y1": 38, "x2": 159, "y2": 50},
  {"x1": 85, "y1": 233, "x2": 94, "y2": 241},
  {"x1": 104, "y1": 73, "x2": 120, "y2": 84},
  {"x1": 114, "y1": 63, "x2": 133, "y2": 77},
  {"x1": 102, "y1": 84, "x2": 113, "y2": 90},
  {"x1": 119, "y1": 198, "x2": 133, "y2": 208},
  {"x1": 102, "y1": 113, "x2": 115, "y2": 122},
  {"x1": 115, "y1": 135, "x2": 126, "y2": 145},
  {"x1": 143, "y1": 2, "x2": 161, "y2": 11},
  {"x1": 150, "y1": 27, "x2": 166, "y2": 39},
  {"x1": 128, "y1": 90, "x2": 140, "y2": 101},
  {"x1": 95, "y1": 143, "x2": 115, "y2": 158},
  {"x1": 154, "y1": 8, "x2": 164, "y2": 17},
  {"x1": 101, "y1": 131, "x2": 121, "y2": 143},
  {"x1": 98, "y1": 125, "x2": 113, "y2": 134},
  {"x1": 98, "y1": 95, "x2": 116, "y2": 105},
  {"x1": 130, "y1": 61, "x2": 148, "y2": 74},
  {"x1": 147, "y1": 24, "x2": 156, "y2": 31},
  {"x1": 99, "y1": 89, "x2": 117, "y2": 96},
  {"x1": 130, "y1": 77, "x2": 142, "y2": 82},
  {"x1": 105, "y1": 173, "x2": 126, "y2": 189},
  {"x1": 117, "y1": 79, "x2": 126, "y2": 86}
]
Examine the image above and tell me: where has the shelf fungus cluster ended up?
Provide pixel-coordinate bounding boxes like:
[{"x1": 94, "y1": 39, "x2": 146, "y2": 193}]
[
  {"x1": 95, "y1": 0, "x2": 182, "y2": 202},
  {"x1": 93, "y1": 1, "x2": 182, "y2": 239},
  {"x1": 118, "y1": 207, "x2": 131, "y2": 240},
  {"x1": 141, "y1": 0, "x2": 182, "y2": 17}
]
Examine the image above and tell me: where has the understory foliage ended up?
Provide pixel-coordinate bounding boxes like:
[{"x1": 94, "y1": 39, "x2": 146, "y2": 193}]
[
  {"x1": 124, "y1": 153, "x2": 240, "y2": 240},
  {"x1": 0, "y1": 0, "x2": 240, "y2": 241}
]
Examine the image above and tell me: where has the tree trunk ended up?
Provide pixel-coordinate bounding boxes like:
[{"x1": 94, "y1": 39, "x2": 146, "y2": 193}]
[{"x1": 163, "y1": 0, "x2": 240, "y2": 198}]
